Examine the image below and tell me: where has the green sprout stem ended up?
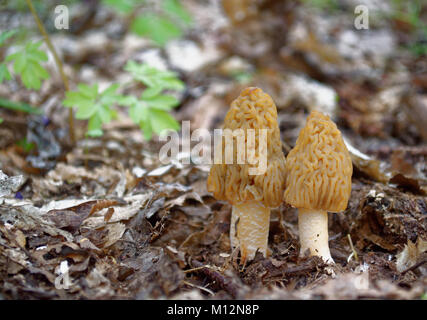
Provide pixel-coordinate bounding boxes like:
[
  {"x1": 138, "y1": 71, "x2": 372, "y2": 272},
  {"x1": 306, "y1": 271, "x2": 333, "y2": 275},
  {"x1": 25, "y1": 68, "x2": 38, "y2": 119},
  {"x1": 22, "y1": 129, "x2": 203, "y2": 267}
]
[{"x1": 25, "y1": 0, "x2": 75, "y2": 144}]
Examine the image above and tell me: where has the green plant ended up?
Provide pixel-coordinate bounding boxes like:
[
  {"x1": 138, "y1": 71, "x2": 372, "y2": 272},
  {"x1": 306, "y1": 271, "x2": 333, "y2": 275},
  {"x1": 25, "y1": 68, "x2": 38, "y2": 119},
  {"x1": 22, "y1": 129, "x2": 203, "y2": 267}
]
[
  {"x1": 0, "y1": 1, "x2": 75, "y2": 140},
  {"x1": 102, "y1": 0, "x2": 192, "y2": 46},
  {"x1": 0, "y1": 29, "x2": 46, "y2": 125},
  {"x1": 391, "y1": 0, "x2": 423, "y2": 27},
  {"x1": 5, "y1": 40, "x2": 50, "y2": 90},
  {"x1": 63, "y1": 84, "x2": 120, "y2": 137},
  {"x1": 131, "y1": 14, "x2": 183, "y2": 47},
  {"x1": 0, "y1": 29, "x2": 50, "y2": 90},
  {"x1": 102, "y1": 0, "x2": 145, "y2": 14},
  {"x1": 16, "y1": 138, "x2": 36, "y2": 153},
  {"x1": 125, "y1": 60, "x2": 184, "y2": 95},
  {"x1": 25, "y1": 0, "x2": 75, "y2": 143},
  {"x1": 62, "y1": 62, "x2": 184, "y2": 140},
  {"x1": 163, "y1": 0, "x2": 192, "y2": 26},
  {"x1": 120, "y1": 61, "x2": 183, "y2": 140},
  {"x1": 0, "y1": 30, "x2": 18, "y2": 84},
  {"x1": 389, "y1": 0, "x2": 427, "y2": 56},
  {"x1": 128, "y1": 0, "x2": 192, "y2": 46}
]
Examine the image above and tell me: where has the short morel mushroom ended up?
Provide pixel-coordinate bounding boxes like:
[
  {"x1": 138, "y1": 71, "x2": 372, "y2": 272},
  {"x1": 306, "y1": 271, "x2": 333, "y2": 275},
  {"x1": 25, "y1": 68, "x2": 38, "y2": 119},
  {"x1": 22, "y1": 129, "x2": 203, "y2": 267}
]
[
  {"x1": 207, "y1": 87, "x2": 286, "y2": 264},
  {"x1": 284, "y1": 110, "x2": 352, "y2": 263}
]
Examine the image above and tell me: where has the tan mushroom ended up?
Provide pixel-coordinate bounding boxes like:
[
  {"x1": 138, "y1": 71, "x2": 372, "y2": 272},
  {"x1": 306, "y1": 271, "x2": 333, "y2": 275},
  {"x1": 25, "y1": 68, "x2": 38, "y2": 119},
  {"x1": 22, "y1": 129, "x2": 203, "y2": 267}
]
[
  {"x1": 207, "y1": 87, "x2": 286, "y2": 264},
  {"x1": 284, "y1": 110, "x2": 352, "y2": 263}
]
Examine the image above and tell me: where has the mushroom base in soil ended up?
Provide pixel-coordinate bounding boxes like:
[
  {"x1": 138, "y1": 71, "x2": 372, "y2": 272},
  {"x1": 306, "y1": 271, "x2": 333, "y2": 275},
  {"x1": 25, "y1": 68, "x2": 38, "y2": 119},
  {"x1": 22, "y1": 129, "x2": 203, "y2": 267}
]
[
  {"x1": 230, "y1": 201, "x2": 270, "y2": 264},
  {"x1": 298, "y1": 208, "x2": 333, "y2": 263}
]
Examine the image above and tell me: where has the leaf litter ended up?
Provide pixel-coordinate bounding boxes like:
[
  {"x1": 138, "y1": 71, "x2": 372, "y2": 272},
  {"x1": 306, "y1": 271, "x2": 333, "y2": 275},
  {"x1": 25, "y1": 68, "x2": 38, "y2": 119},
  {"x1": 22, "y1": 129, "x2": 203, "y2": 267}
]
[{"x1": 0, "y1": 0, "x2": 426, "y2": 300}]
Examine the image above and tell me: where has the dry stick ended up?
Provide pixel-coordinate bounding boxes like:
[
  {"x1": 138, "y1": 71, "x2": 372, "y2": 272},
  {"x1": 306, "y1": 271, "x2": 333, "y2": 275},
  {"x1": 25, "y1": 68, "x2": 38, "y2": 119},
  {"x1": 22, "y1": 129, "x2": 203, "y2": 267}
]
[
  {"x1": 190, "y1": 259, "x2": 239, "y2": 298},
  {"x1": 400, "y1": 259, "x2": 427, "y2": 275},
  {"x1": 347, "y1": 233, "x2": 359, "y2": 262},
  {"x1": 25, "y1": 0, "x2": 75, "y2": 144}
]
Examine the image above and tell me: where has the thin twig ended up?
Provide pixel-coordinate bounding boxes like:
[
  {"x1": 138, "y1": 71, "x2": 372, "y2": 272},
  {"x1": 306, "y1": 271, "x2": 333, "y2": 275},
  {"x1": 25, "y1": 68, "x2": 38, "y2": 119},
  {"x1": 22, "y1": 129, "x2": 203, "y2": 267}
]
[
  {"x1": 183, "y1": 265, "x2": 211, "y2": 273},
  {"x1": 191, "y1": 259, "x2": 239, "y2": 298},
  {"x1": 400, "y1": 259, "x2": 427, "y2": 275},
  {"x1": 182, "y1": 280, "x2": 215, "y2": 296},
  {"x1": 347, "y1": 233, "x2": 359, "y2": 262},
  {"x1": 25, "y1": 0, "x2": 75, "y2": 144}
]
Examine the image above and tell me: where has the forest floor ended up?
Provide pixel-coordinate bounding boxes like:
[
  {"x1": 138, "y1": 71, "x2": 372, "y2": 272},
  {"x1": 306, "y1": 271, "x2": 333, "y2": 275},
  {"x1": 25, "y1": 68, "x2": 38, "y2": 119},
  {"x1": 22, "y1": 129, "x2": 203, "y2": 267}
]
[{"x1": 0, "y1": 0, "x2": 426, "y2": 299}]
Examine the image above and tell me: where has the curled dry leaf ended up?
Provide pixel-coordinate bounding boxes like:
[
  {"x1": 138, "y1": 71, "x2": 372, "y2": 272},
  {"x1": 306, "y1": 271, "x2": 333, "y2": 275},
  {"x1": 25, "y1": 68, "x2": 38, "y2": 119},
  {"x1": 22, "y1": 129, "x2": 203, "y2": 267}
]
[
  {"x1": 0, "y1": 170, "x2": 26, "y2": 198},
  {"x1": 396, "y1": 238, "x2": 427, "y2": 273}
]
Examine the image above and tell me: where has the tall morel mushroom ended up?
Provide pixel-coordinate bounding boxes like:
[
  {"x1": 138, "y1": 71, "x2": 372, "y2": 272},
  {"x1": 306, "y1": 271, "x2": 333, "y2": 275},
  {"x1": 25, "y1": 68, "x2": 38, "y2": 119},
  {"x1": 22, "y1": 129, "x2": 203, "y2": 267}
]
[
  {"x1": 284, "y1": 110, "x2": 352, "y2": 263},
  {"x1": 207, "y1": 87, "x2": 286, "y2": 264}
]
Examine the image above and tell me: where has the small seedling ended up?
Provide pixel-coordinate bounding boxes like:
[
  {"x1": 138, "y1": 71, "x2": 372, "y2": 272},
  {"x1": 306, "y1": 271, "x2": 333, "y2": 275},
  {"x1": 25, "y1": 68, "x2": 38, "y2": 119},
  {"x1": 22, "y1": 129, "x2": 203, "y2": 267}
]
[
  {"x1": 5, "y1": 40, "x2": 50, "y2": 90},
  {"x1": 119, "y1": 91, "x2": 180, "y2": 140},
  {"x1": 125, "y1": 60, "x2": 184, "y2": 95},
  {"x1": 121, "y1": 61, "x2": 183, "y2": 140},
  {"x1": 63, "y1": 84, "x2": 120, "y2": 137}
]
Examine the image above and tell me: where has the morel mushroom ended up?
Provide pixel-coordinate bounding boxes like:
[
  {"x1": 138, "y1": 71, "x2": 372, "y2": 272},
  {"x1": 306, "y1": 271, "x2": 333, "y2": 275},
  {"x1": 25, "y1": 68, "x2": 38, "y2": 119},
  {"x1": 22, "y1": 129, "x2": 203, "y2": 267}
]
[
  {"x1": 284, "y1": 110, "x2": 352, "y2": 263},
  {"x1": 207, "y1": 87, "x2": 286, "y2": 264}
]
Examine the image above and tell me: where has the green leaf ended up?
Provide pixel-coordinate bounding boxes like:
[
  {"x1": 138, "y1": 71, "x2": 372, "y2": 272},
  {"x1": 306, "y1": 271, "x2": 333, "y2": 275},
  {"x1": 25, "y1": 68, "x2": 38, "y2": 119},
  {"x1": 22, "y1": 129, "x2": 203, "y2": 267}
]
[
  {"x1": 78, "y1": 83, "x2": 98, "y2": 99},
  {"x1": 102, "y1": 0, "x2": 144, "y2": 14},
  {"x1": 102, "y1": 83, "x2": 120, "y2": 96},
  {"x1": 142, "y1": 93, "x2": 179, "y2": 110},
  {"x1": 124, "y1": 61, "x2": 184, "y2": 92},
  {"x1": 140, "y1": 117, "x2": 153, "y2": 140},
  {"x1": 0, "y1": 97, "x2": 42, "y2": 114},
  {"x1": 98, "y1": 104, "x2": 115, "y2": 123},
  {"x1": 0, "y1": 117, "x2": 3, "y2": 124},
  {"x1": 99, "y1": 83, "x2": 121, "y2": 106},
  {"x1": 63, "y1": 83, "x2": 121, "y2": 136},
  {"x1": 122, "y1": 63, "x2": 183, "y2": 140},
  {"x1": 16, "y1": 138, "x2": 35, "y2": 153},
  {"x1": 131, "y1": 14, "x2": 182, "y2": 46},
  {"x1": 142, "y1": 86, "x2": 162, "y2": 98},
  {"x1": 163, "y1": 0, "x2": 192, "y2": 26},
  {"x1": 5, "y1": 41, "x2": 50, "y2": 90},
  {"x1": 130, "y1": 102, "x2": 148, "y2": 124},
  {"x1": 118, "y1": 95, "x2": 138, "y2": 106},
  {"x1": 122, "y1": 92, "x2": 179, "y2": 140},
  {"x1": 87, "y1": 115, "x2": 103, "y2": 137},
  {"x1": 0, "y1": 63, "x2": 12, "y2": 83},
  {"x1": 0, "y1": 29, "x2": 17, "y2": 46},
  {"x1": 149, "y1": 108, "x2": 180, "y2": 136},
  {"x1": 75, "y1": 102, "x2": 99, "y2": 119}
]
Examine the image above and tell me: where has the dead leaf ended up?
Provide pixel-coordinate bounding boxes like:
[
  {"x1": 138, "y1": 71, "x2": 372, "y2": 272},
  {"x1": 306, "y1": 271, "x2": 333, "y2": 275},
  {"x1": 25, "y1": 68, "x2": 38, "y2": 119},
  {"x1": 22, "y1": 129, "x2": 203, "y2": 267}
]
[{"x1": 396, "y1": 238, "x2": 427, "y2": 273}]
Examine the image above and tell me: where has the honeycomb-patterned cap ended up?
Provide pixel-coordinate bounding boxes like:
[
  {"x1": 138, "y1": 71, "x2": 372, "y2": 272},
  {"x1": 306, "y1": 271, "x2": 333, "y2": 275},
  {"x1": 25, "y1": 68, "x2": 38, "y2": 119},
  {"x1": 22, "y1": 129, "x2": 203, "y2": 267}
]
[
  {"x1": 207, "y1": 87, "x2": 286, "y2": 208},
  {"x1": 284, "y1": 110, "x2": 352, "y2": 212}
]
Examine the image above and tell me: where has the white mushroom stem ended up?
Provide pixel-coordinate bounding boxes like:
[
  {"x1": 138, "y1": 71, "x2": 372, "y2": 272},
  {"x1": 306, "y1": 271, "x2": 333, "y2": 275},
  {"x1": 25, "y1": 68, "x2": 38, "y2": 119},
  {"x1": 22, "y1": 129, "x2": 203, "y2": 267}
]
[
  {"x1": 230, "y1": 201, "x2": 270, "y2": 264},
  {"x1": 298, "y1": 208, "x2": 334, "y2": 264}
]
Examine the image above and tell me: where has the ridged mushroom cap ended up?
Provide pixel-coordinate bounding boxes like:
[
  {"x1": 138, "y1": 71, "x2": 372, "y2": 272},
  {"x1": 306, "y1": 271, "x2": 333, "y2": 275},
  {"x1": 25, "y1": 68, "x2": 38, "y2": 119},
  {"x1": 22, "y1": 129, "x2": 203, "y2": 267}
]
[
  {"x1": 284, "y1": 110, "x2": 352, "y2": 212},
  {"x1": 207, "y1": 87, "x2": 286, "y2": 208}
]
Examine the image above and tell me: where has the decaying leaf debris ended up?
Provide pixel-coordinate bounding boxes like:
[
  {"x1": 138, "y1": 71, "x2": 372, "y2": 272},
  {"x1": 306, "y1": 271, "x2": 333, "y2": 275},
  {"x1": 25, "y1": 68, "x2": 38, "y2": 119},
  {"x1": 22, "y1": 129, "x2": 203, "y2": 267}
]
[{"x1": 0, "y1": 0, "x2": 426, "y2": 300}]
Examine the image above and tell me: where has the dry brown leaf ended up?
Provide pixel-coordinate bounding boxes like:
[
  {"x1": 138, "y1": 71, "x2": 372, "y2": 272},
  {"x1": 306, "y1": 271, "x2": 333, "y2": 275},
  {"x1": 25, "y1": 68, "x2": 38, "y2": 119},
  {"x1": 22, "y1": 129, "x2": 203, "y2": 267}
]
[{"x1": 396, "y1": 238, "x2": 427, "y2": 273}]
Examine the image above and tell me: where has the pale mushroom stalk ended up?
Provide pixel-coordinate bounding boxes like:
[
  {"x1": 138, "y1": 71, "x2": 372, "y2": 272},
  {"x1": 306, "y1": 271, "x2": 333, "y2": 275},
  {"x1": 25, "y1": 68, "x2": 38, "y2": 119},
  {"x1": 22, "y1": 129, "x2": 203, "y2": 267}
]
[
  {"x1": 298, "y1": 209, "x2": 333, "y2": 263},
  {"x1": 230, "y1": 201, "x2": 270, "y2": 262}
]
